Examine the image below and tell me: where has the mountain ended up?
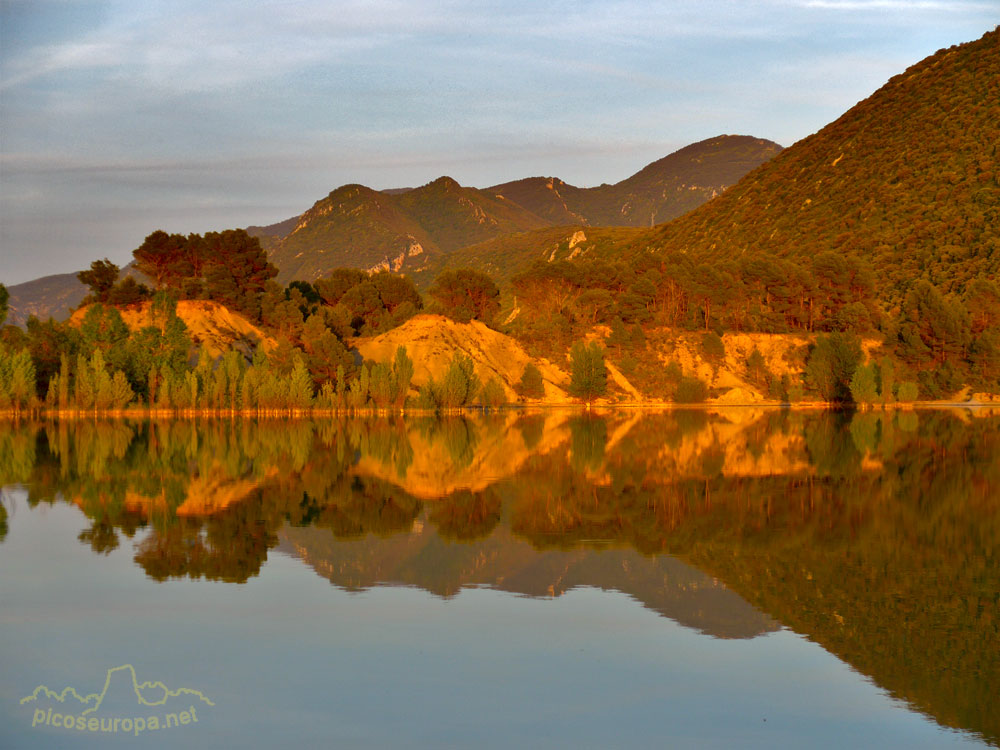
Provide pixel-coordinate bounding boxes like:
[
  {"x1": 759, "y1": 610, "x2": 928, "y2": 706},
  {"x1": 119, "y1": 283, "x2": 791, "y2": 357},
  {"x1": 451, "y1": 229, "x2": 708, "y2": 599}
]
[
  {"x1": 4, "y1": 264, "x2": 150, "y2": 326},
  {"x1": 639, "y1": 29, "x2": 1000, "y2": 305},
  {"x1": 261, "y1": 136, "x2": 779, "y2": 284},
  {"x1": 489, "y1": 135, "x2": 782, "y2": 227},
  {"x1": 266, "y1": 178, "x2": 550, "y2": 283},
  {"x1": 7, "y1": 135, "x2": 780, "y2": 316},
  {"x1": 5, "y1": 272, "x2": 89, "y2": 326}
]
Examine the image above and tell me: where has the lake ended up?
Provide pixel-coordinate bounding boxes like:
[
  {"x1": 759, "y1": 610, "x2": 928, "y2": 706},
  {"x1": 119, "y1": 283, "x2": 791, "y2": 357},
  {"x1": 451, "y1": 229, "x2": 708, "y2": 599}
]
[{"x1": 1, "y1": 408, "x2": 997, "y2": 748}]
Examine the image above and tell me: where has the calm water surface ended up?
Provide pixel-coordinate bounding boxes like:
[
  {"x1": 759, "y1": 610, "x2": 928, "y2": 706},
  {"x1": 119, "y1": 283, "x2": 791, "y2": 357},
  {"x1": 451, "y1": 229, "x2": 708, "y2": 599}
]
[{"x1": 0, "y1": 409, "x2": 997, "y2": 748}]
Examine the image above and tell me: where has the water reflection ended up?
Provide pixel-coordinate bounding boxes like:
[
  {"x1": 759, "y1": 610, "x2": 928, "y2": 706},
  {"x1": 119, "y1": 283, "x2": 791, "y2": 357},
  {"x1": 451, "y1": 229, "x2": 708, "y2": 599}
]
[{"x1": 1, "y1": 408, "x2": 999, "y2": 745}]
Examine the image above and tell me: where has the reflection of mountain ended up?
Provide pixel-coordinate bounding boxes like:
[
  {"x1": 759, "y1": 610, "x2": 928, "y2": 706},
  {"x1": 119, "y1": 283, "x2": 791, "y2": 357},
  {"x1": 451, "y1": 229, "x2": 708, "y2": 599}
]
[{"x1": 278, "y1": 520, "x2": 780, "y2": 640}]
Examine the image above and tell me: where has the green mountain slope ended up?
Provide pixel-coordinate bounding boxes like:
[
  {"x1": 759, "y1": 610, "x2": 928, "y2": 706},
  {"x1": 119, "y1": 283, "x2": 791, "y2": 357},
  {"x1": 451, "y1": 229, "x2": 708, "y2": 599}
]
[
  {"x1": 268, "y1": 178, "x2": 550, "y2": 284},
  {"x1": 490, "y1": 135, "x2": 782, "y2": 227},
  {"x1": 641, "y1": 30, "x2": 1000, "y2": 305},
  {"x1": 268, "y1": 183, "x2": 443, "y2": 283},
  {"x1": 408, "y1": 225, "x2": 646, "y2": 290}
]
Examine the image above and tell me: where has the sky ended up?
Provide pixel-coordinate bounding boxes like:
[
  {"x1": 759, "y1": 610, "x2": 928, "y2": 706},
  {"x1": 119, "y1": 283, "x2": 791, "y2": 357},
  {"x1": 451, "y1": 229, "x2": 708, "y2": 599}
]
[{"x1": 1, "y1": 1, "x2": 996, "y2": 286}]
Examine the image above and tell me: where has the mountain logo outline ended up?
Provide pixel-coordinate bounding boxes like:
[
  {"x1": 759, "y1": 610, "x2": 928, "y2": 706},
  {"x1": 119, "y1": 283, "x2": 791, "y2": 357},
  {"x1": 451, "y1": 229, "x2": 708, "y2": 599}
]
[{"x1": 19, "y1": 664, "x2": 214, "y2": 715}]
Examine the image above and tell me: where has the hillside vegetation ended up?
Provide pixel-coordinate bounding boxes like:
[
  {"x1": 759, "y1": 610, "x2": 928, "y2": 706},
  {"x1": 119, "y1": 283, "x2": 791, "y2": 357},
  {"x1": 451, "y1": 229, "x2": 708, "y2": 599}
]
[{"x1": 640, "y1": 29, "x2": 1000, "y2": 304}]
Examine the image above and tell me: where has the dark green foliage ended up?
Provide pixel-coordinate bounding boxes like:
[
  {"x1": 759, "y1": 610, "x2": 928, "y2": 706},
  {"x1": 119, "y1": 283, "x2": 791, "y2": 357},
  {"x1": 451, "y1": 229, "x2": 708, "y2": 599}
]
[
  {"x1": 479, "y1": 377, "x2": 507, "y2": 409},
  {"x1": 674, "y1": 375, "x2": 709, "y2": 404},
  {"x1": 641, "y1": 29, "x2": 1000, "y2": 309},
  {"x1": 106, "y1": 277, "x2": 151, "y2": 306},
  {"x1": 202, "y1": 230, "x2": 278, "y2": 319},
  {"x1": 0, "y1": 283, "x2": 8, "y2": 327},
  {"x1": 700, "y1": 332, "x2": 726, "y2": 363},
  {"x1": 806, "y1": 333, "x2": 863, "y2": 402},
  {"x1": 515, "y1": 363, "x2": 545, "y2": 399},
  {"x1": 314, "y1": 269, "x2": 369, "y2": 306},
  {"x1": 568, "y1": 341, "x2": 607, "y2": 404},
  {"x1": 440, "y1": 353, "x2": 481, "y2": 408},
  {"x1": 429, "y1": 269, "x2": 500, "y2": 324},
  {"x1": 849, "y1": 363, "x2": 879, "y2": 405},
  {"x1": 132, "y1": 231, "x2": 191, "y2": 289},
  {"x1": 77, "y1": 259, "x2": 120, "y2": 304},
  {"x1": 746, "y1": 348, "x2": 768, "y2": 388}
]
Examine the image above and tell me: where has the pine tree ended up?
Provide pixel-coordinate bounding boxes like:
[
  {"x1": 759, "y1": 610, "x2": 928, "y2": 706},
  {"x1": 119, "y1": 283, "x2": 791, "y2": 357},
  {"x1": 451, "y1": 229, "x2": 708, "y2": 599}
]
[
  {"x1": 287, "y1": 357, "x2": 314, "y2": 409},
  {"x1": 58, "y1": 354, "x2": 69, "y2": 409},
  {"x1": 568, "y1": 341, "x2": 607, "y2": 405},
  {"x1": 392, "y1": 347, "x2": 414, "y2": 406},
  {"x1": 515, "y1": 363, "x2": 545, "y2": 399}
]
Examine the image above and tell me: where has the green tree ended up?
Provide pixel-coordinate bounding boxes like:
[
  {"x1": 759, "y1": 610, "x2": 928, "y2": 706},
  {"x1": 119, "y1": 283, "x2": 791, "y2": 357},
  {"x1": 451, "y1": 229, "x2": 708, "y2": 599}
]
[
  {"x1": 568, "y1": 341, "x2": 607, "y2": 405},
  {"x1": 440, "y1": 353, "x2": 480, "y2": 408},
  {"x1": 287, "y1": 357, "x2": 314, "y2": 409},
  {"x1": 429, "y1": 269, "x2": 500, "y2": 324},
  {"x1": 0, "y1": 283, "x2": 8, "y2": 327},
  {"x1": 515, "y1": 362, "x2": 545, "y2": 399},
  {"x1": 806, "y1": 333, "x2": 863, "y2": 402},
  {"x1": 849, "y1": 362, "x2": 879, "y2": 406},
  {"x1": 77, "y1": 259, "x2": 120, "y2": 304},
  {"x1": 132, "y1": 230, "x2": 191, "y2": 289},
  {"x1": 479, "y1": 377, "x2": 507, "y2": 409},
  {"x1": 392, "y1": 346, "x2": 414, "y2": 406},
  {"x1": 201, "y1": 230, "x2": 278, "y2": 319}
]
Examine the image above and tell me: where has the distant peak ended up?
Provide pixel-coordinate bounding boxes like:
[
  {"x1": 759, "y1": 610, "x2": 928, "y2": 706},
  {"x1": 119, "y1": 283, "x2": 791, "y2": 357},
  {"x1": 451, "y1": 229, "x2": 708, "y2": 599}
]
[{"x1": 428, "y1": 176, "x2": 462, "y2": 190}]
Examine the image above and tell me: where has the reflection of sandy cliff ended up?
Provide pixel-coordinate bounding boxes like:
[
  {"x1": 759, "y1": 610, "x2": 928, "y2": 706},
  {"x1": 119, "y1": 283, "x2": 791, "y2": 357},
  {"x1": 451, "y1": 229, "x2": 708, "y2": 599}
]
[
  {"x1": 352, "y1": 410, "x2": 824, "y2": 503},
  {"x1": 352, "y1": 413, "x2": 573, "y2": 499},
  {"x1": 73, "y1": 465, "x2": 277, "y2": 519}
]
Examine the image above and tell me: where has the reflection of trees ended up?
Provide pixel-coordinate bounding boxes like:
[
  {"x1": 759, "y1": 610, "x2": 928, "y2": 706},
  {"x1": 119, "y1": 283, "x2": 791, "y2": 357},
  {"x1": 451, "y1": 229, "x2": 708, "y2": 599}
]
[
  {"x1": 2, "y1": 411, "x2": 998, "y2": 743},
  {"x1": 569, "y1": 415, "x2": 606, "y2": 473},
  {"x1": 313, "y1": 476, "x2": 422, "y2": 539},
  {"x1": 429, "y1": 488, "x2": 502, "y2": 542},
  {"x1": 414, "y1": 417, "x2": 478, "y2": 470}
]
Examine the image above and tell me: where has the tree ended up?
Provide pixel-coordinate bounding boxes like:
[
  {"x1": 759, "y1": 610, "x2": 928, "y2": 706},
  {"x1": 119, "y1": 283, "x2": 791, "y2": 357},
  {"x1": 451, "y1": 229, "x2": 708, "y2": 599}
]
[
  {"x1": 392, "y1": 346, "x2": 414, "y2": 406},
  {"x1": 314, "y1": 269, "x2": 369, "y2": 307},
  {"x1": 202, "y1": 230, "x2": 278, "y2": 319},
  {"x1": 965, "y1": 278, "x2": 1000, "y2": 334},
  {"x1": 515, "y1": 363, "x2": 545, "y2": 399},
  {"x1": 0, "y1": 283, "x2": 8, "y2": 327},
  {"x1": 429, "y1": 269, "x2": 500, "y2": 324},
  {"x1": 849, "y1": 363, "x2": 879, "y2": 406},
  {"x1": 568, "y1": 341, "x2": 607, "y2": 404},
  {"x1": 106, "y1": 276, "x2": 151, "y2": 306},
  {"x1": 479, "y1": 377, "x2": 507, "y2": 409},
  {"x1": 897, "y1": 281, "x2": 970, "y2": 366},
  {"x1": 440, "y1": 353, "x2": 480, "y2": 408},
  {"x1": 806, "y1": 333, "x2": 863, "y2": 402},
  {"x1": 746, "y1": 348, "x2": 768, "y2": 389},
  {"x1": 132, "y1": 231, "x2": 190, "y2": 289},
  {"x1": 77, "y1": 259, "x2": 120, "y2": 304}
]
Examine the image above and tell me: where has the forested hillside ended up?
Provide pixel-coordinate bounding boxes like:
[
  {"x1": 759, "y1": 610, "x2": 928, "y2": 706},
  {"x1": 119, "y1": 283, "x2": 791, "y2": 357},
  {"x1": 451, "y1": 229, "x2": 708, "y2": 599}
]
[{"x1": 640, "y1": 29, "x2": 999, "y2": 304}]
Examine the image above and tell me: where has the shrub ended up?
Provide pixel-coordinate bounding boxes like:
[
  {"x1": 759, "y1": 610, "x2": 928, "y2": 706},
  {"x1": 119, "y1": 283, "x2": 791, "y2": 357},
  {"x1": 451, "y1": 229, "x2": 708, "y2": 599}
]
[{"x1": 675, "y1": 376, "x2": 709, "y2": 404}]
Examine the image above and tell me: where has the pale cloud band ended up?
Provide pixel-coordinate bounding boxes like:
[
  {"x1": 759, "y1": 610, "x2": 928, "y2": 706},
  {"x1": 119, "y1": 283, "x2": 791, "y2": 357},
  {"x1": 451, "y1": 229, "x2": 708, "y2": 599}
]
[{"x1": 1, "y1": 0, "x2": 996, "y2": 284}]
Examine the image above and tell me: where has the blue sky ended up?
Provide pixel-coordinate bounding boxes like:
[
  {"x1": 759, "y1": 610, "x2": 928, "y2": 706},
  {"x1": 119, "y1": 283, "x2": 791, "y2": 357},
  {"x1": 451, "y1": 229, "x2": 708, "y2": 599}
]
[{"x1": 1, "y1": 0, "x2": 996, "y2": 285}]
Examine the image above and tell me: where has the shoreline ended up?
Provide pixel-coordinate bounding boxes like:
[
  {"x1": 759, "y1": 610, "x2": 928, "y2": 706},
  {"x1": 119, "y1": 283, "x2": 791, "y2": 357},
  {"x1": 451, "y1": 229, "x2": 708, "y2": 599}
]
[{"x1": 1, "y1": 400, "x2": 993, "y2": 421}]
